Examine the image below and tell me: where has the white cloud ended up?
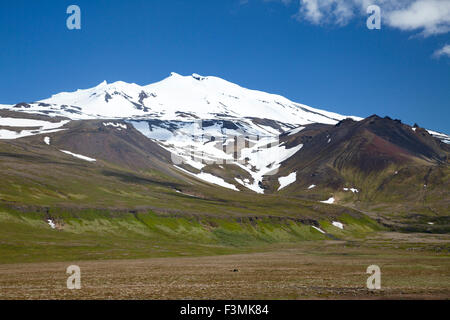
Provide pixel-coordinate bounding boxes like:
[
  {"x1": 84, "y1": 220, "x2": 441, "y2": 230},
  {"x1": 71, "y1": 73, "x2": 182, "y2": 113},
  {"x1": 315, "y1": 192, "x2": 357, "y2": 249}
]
[
  {"x1": 433, "y1": 44, "x2": 450, "y2": 58},
  {"x1": 296, "y1": 0, "x2": 355, "y2": 25},
  {"x1": 279, "y1": 0, "x2": 450, "y2": 37},
  {"x1": 387, "y1": 0, "x2": 450, "y2": 36}
]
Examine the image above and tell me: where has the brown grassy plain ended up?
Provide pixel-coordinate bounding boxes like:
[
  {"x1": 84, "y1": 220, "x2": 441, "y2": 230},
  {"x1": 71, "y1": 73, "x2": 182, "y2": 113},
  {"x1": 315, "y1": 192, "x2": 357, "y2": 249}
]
[{"x1": 0, "y1": 234, "x2": 448, "y2": 300}]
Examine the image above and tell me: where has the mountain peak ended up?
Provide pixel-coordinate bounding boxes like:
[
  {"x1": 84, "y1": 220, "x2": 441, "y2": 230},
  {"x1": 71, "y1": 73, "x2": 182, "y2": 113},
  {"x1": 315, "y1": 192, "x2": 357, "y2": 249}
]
[
  {"x1": 96, "y1": 80, "x2": 108, "y2": 87},
  {"x1": 5, "y1": 73, "x2": 362, "y2": 125},
  {"x1": 191, "y1": 73, "x2": 206, "y2": 81}
]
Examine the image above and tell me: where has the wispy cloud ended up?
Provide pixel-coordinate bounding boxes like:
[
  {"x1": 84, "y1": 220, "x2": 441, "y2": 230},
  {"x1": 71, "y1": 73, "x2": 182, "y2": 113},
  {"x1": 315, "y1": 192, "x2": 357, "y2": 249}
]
[
  {"x1": 433, "y1": 44, "x2": 450, "y2": 58},
  {"x1": 273, "y1": 0, "x2": 450, "y2": 37},
  {"x1": 387, "y1": 0, "x2": 450, "y2": 37},
  {"x1": 296, "y1": 0, "x2": 357, "y2": 25}
]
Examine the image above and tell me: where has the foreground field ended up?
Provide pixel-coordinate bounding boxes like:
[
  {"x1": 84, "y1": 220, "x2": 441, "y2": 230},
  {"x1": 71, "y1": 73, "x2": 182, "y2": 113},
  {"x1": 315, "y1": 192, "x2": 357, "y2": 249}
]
[
  {"x1": 0, "y1": 206, "x2": 448, "y2": 299},
  {"x1": 0, "y1": 233, "x2": 448, "y2": 300}
]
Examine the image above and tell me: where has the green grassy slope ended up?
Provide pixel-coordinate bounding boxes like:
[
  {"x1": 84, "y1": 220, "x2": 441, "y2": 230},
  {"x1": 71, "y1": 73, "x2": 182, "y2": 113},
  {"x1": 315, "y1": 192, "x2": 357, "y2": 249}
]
[{"x1": 0, "y1": 207, "x2": 381, "y2": 264}]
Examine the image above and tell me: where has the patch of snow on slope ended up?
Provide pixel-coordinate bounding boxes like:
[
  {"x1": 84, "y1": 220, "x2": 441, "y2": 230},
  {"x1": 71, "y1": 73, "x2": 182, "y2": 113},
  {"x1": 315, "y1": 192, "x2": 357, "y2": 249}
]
[
  {"x1": 288, "y1": 126, "x2": 305, "y2": 136},
  {"x1": 343, "y1": 188, "x2": 359, "y2": 193},
  {"x1": 320, "y1": 197, "x2": 335, "y2": 204},
  {"x1": 236, "y1": 140, "x2": 303, "y2": 194},
  {"x1": 234, "y1": 178, "x2": 246, "y2": 186},
  {"x1": 0, "y1": 128, "x2": 67, "y2": 140},
  {"x1": 256, "y1": 124, "x2": 282, "y2": 135},
  {"x1": 60, "y1": 150, "x2": 96, "y2": 162},
  {"x1": 196, "y1": 172, "x2": 239, "y2": 191},
  {"x1": 44, "y1": 137, "x2": 50, "y2": 145},
  {"x1": 278, "y1": 172, "x2": 296, "y2": 191},
  {"x1": 0, "y1": 118, "x2": 67, "y2": 128},
  {"x1": 175, "y1": 166, "x2": 239, "y2": 191},
  {"x1": 128, "y1": 121, "x2": 153, "y2": 137},
  {"x1": 176, "y1": 155, "x2": 205, "y2": 170},
  {"x1": 139, "y1": 124, "x2": 175, "y2": 141},
  {"x1": 0, "y1": 129, "x2": 22, "y2": 139},
  {"x1": 0, "y1": 118, "x2": 69, "y2": 140},
  {"x1": 174, "y1": 189, "x2": 197, "y2": 197},
  {"x1": 103, "y1": 122, "x2": 127, "y2": 130},
  {"x1": 47, "y1": 219, "x2": 56, "y2": 229},
  {"x1": 312, "y1": 226, "x2": 325, "y2": 234},
  {"x1": 332, "y1": 221, "x2": 344, "y2": 229},
  {"x1": 308, "y1": 184, "x2": 316, "y2": 189},
  {"x1": 427, "y1": 129, "x2": 450, "y2": 144}
]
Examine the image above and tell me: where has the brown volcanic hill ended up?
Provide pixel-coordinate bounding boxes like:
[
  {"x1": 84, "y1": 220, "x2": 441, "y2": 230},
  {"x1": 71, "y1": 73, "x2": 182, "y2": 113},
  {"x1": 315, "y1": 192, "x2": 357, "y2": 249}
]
[
  {"x1": 270, "y1": 115, "x2": 449, "y2": 195},
  {"x1": 275, "y1": 115, "x2": 449, "y2": 186},
  {"x1": 287, "y1": 115, "x2": 446, "y2": 171}
]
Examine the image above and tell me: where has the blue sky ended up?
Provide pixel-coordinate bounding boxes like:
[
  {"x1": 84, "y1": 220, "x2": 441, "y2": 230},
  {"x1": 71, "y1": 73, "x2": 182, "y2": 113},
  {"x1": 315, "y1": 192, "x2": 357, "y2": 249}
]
[{"x1": 0, "y1": 0, "x2": 449, "y2": 133}]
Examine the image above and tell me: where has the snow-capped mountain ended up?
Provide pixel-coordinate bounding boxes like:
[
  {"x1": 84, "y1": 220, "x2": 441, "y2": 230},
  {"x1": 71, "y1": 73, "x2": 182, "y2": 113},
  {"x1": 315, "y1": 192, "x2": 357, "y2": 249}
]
[
  {"x1": 1, "y1": 73, "x2": 449, "y2": 194},
  {"x1": 6, "y1": 72, "x2": 361, "y2": 125},
  {"x1": 0, "y1": 73, "x2": 368, "y2": 193}
]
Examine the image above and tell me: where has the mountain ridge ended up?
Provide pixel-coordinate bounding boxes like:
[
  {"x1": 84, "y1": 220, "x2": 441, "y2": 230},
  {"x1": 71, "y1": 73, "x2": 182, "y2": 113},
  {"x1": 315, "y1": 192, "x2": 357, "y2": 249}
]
[{"x1": 3, "y1": 73, "x2": 361, "y2": 125}]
